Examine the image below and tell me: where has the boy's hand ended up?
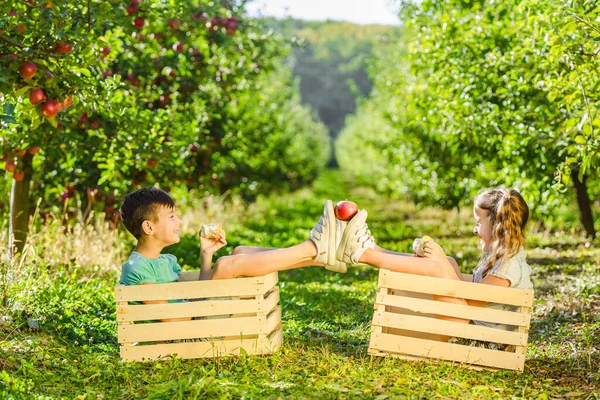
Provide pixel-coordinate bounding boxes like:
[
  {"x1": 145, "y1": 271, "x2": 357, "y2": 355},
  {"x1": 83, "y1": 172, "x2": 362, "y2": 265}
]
[
  {"x1": 423, "y1": 241, "x2": 447, "y2": 260},
  {"x1": 200, "y1": 229, "x2": 227, "y2": 254}
]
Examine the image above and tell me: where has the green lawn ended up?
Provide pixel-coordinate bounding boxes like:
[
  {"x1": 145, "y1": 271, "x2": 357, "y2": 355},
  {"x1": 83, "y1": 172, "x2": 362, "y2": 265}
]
[{"x1": 1, "y1": 170, "x2": 599, "y2": 399}]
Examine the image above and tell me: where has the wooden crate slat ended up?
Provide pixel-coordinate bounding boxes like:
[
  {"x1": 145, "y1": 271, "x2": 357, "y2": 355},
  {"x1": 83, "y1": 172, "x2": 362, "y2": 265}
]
[
  {"x1": 373, "y1": 311, "x2": 528, "y2": 346},
  {"x1": 118, "y1": 287, "x2": 281, "y2": 323},
  {"x1": 265, "y1": 306, "x2": 282, "y2": 335},
  {"x1": 377, "y1": 292, "x2": 530, "y2": 327},
  {"x1": 379, "y1": 269, "x2": 534, "y2": 307},
  {"x1": 119, "y1": 314, "x2": 269, "y2": 343},
  {"x1": 120, "y1": 328, "x2": 283, "y2": 362},
  {"x1": 461, "y1": 273, "x2": 473, "y2": 281},
  {"x1": 262, "y1": 272, "x2": 279, "y2": 293},
  {"x1": 115, "y1": 277, "x2": 266, "y2": 302},
  {"x1": 264, "y1": 288, "x2": 280, "y2": 314},
  {"x1": 370, "y1": 332, "x2": 525, "y2": 371}
]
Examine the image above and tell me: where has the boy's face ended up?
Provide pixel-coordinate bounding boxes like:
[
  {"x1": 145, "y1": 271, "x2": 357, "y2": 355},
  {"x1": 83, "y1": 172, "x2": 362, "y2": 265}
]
[{"x1": 147, "y1": 205, "x2": 181, "y2": 245}]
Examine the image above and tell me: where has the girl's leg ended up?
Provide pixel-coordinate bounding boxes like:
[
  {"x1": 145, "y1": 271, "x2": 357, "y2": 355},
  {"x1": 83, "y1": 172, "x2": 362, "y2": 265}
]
[
  {"x1": 212, "y1": 240, "x2": 323, "y2": 279},
  {"x1": 231, "y1": 246, "x2": 278, "y2": 255}
]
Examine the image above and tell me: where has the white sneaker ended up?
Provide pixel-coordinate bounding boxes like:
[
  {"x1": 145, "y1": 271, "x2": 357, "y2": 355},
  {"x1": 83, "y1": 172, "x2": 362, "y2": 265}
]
[
  {"x1": 336, "y1": 210, "x2": 375, "y2": 266},
  {"x1": 309, "y1": 200, "x2": 348, "y2": 273}
]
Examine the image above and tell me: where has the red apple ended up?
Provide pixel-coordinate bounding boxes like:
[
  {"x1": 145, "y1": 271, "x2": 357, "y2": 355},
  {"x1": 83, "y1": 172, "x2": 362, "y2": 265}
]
[
  {"x1": 14, "y1": 149, "x2": 26, "y2": 157},
  {"x1": 133, "y1": 17, "x2": 145, "y2": 29},
  {"x1": 101, "y1": 47, "x2": 110, "y2": 55},
  {"x1": 19, "y1": 61, "x2": 37, "y2": 79},
  {"x1": 130, "y1": 0, "x2": 141, "y2": 6},
  {"x1": 335, "y1": 200, "x2": 359, "y2": 221},
  {"x1": 126, "y1": 5, "x2": 137, "y2": 15},
  {"x1": 44, "y1": 71, "x2": 54, "y2": 79},
  {"x1": 104, "y1": 206, "x2": 116, "y2": 215},
  {"x1": 54, "y1": 42, "x2": 73, "y2": 54},
  {"x1": 28, "y1": 145, "x2": 40, "y2": 155},
  {"x1": 147, "y1": 159, "x2": 157, "y2": 167},
  {"x1": 168, "y1": 19, "x2": 180, "y2": 30},
  {"x1": 190, "y1": 144, "x2": 199, "y2": 153},
  {"x1": 172, "y1": 42, "x2": 184, "y2": 53},
  {"x1": 29, "y1": 88, "x2": 46, "y2": 104},
  {"x1": 105, "y1": 194, "x2": 116, "y2": 204},
  {"x1": 5, "y1": 161, "x2": 16, "y2": 173},
  {"x1": 13, "y1": 171, "x2": 24, "y2": 181},
  {"x1": 40, "y1": 101, "x2": 58, "y2": 118},
  {"x1": 17, "y1": 24, "x2": 25, "y2": 34}
]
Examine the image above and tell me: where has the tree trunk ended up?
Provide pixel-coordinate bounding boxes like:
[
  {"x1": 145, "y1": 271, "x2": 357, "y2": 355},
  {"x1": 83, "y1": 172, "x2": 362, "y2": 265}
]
[
  {"x1": 9, "y1": 153, "x2": 34, "y2": 256},
  {"x1": 571, "y1": 169, "x2": 596, "y2": 238}
]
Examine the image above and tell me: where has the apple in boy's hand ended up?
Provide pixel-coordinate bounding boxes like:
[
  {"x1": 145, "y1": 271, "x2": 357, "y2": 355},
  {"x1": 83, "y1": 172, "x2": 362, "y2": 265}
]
[{"x1": 335, "y1": 200, "x2": 358, "y2": 221}]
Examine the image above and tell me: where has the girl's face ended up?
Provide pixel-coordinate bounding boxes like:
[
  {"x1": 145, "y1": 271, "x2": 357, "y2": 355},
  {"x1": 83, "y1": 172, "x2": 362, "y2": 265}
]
[{"x1": 473, "y1": 206, "x2": 493, "y2": 252}]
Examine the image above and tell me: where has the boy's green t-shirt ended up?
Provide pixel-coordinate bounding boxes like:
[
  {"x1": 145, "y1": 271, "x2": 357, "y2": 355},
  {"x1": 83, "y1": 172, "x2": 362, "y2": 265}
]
[{"x1": 119, "y1": 251, "x2": 182, "y2": 286}]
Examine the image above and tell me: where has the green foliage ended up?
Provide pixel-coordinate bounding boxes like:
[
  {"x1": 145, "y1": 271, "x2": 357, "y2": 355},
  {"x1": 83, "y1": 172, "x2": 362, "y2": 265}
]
[
  {"x1": 337, "y1": 0, "x2": 600, "y2": 227},
  {"x1": 0, "y1": 1, "x2": 329, "y2": 224}
]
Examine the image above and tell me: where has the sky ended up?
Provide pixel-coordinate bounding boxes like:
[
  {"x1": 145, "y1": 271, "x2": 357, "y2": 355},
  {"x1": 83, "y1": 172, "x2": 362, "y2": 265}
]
[{"x1": 245, "y1": 0, "x2": 401, "y2": 26}]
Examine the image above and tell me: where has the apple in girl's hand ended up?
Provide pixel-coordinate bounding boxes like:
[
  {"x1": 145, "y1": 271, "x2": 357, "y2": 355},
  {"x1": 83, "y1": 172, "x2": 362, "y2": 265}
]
[{"x1": 335, "y1": 200, "x2": 358, "y2": 221}]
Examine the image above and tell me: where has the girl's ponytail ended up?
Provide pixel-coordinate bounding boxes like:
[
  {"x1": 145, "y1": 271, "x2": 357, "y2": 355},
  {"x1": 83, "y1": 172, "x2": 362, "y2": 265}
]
[{"x1": 475, "y1": 189, "x2": 529, "y2": 278}]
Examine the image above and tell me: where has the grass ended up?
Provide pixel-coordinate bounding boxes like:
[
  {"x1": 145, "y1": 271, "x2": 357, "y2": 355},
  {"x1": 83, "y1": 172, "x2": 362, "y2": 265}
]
[{"x1": 1, "y1": 169, "x2": 599, "y2": 399}]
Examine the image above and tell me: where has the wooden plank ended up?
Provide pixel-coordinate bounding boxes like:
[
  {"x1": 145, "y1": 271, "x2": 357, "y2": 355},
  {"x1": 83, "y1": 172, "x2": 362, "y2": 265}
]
[
  {"x1": 117, "y1": 288, "x2": 280, "y2": 322},
  {"x1": 515, "y1": 306, "x2": 531, "y2": 357},
  {"x1": 120, "y1": 334, "x2": 278, "y2": 362},
  {"x1": 369, "y1": 288, "x2": 387, "y2": 347},
  {"x1": 370, "y1": 332, "x2": 524, "y2": 371},
  {"x1": 118, "y1": 314, "x2": 271, "y2": 343},
  {"x1": 261, "y1": 272, "x2": 279, "y2": 294},
  {"x1": 115, "y1": 277, "x2": 266, "y2": 302},
  {"x1": 264, "y1": 287, "x2": 280, "y2": 314},
  {"x1": 265, "y1": 306, "x2": 282, "y2": 335},
  {"x1": 377, "y1": 293, "x2": 530, "y2": 327},
  {"x1": 373, "y1": 311, "x2": 527, "y2": 346},
  {"x1": 378, "y1": 269, "x2": 534, "y2": 307}
]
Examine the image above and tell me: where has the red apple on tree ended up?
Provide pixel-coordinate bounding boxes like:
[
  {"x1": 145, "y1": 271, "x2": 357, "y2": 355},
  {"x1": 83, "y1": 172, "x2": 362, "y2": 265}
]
[
  {"x1": 28, "y1": 145, "x2": 40, "y2": 155},
  {"x1": 133, "y1": 17, "x2": 145, "y2": 29},
  {"x1": 335, "y1": 200, "x2": 359, "y2": 221},
  {"x1": 29, "y1": 88, "x2": 46, "y2": 104},
  {"x1": 19, "y1": 61, "x2": 37, "y2": 79},
  {"x1": 147, "y1": 159, "x2": 157, "y2": 168},
  {"x1": 169, "y1": 19, "x2": 180, "y2": 30},
  {"x1": 54, "y1": 42, "x2": 73, "y2": 54},
  {"x1": 5, "y1": 161, "x2": 16, "y2": 173},
  {"x1": 40, "y1": 100, "x2": 58, "y2": 118},
  {"x1": 13, "y1": 171, "x2": 24, "y2": 181}
]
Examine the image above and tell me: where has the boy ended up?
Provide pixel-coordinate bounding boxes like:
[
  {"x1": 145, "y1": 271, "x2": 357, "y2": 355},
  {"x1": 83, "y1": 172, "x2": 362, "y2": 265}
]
[{"x1": 119, "y1": 188, "x2": 356, "y2": 293}]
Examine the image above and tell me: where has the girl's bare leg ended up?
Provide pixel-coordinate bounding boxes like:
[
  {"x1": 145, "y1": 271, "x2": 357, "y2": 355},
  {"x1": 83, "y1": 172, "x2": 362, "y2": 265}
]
[{"x1": 212, "y1": 240, "x2": 323, "y2": 279}]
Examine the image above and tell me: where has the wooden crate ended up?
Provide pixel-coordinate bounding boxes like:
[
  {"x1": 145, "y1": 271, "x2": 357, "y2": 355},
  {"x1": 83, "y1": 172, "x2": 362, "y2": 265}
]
[
  {"x1": 368, "y1": 269, "x2": 534, "y2": 371},
  {"x1": 115, "y1": 271, "x2": 282, "y2": 362}
]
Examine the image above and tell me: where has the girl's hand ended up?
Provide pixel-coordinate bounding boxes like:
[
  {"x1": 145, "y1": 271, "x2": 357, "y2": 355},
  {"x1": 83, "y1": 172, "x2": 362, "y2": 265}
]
[
  {"x1": 200, "y1": 229, "x2": 227, "y2": 255},
  {"x1": 423, "y1": 240, "x2": 447, "y2": 260}
]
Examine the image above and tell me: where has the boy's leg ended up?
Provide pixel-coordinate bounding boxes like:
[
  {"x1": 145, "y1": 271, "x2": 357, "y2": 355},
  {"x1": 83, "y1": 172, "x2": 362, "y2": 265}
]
[
  {"x1": 211, "y1": 240, "x2": 322, "y2": 279},
  {"x1": 231, "y1": 246, "x2": 278, "y2": 255}
]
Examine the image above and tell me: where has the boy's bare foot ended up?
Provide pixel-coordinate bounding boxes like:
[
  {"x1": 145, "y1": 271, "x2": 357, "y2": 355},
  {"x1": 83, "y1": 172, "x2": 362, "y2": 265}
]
[
  {"x1": 309, "y1": 200, "x2": 348, "y2": 273},
  {"x1": 336, "y1": 209, "x2": 375, "y2": 266}
]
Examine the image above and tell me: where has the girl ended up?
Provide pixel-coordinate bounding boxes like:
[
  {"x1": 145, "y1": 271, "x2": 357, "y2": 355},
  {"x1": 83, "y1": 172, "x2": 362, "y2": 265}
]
[{"x1": 335, "y1": 188, "x2": 533, "y2": 338}]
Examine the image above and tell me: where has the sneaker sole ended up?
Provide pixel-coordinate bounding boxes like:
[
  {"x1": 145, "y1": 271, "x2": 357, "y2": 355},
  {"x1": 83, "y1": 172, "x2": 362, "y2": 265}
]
[
  {"x1": 335, "y1": 210, "x2": 368, "y2": 264},
  {"x1": 324, "y1": 200, "x2": 337, "y2": 268}
]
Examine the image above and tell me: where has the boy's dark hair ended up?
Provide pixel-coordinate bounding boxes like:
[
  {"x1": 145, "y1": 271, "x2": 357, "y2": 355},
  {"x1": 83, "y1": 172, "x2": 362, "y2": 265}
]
[{"x1": 120, "y1": 188, "x2": 175, "y2": 239}]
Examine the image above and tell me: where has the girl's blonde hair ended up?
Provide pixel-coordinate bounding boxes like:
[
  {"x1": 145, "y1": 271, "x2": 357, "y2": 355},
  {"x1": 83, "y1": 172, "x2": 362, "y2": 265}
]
[{"x1": 474, "y1": 188, "x2": 529, "y2": 278}]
